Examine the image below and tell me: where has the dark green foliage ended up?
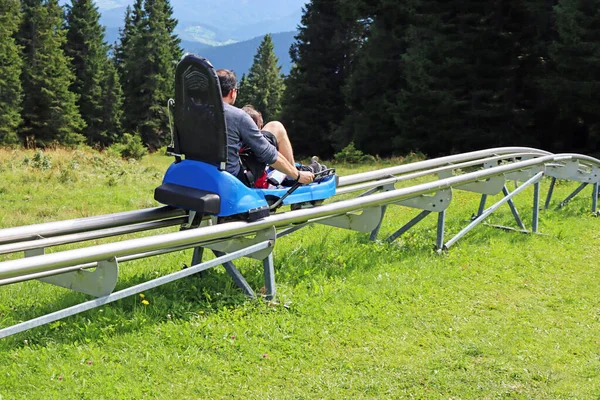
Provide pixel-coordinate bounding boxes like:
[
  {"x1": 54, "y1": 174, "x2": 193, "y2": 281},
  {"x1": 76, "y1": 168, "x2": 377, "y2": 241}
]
[
  {"x1": 99, "y1": 60, "x2": 124, "y2": 144},
  {"x1": 118, "y1": 0, "x2": 182, "y2": 149},
  {"x1": 239, "y1": 34, "x2": 285, "y2": 123},
  {"x1": 65, "y1": 0, "x2": 123, "y2": 146},
  {"x1": 281, "y1": 0, "x2": 364, "y2": 158},
  {"x1": 18, "y1": 0, "x2": 85, "y2": 146},
  {"x1": 107, "y1": 132, "x2": 147, "y2": 160},
  {"x1": 540, "y1": 0, "x2": 600, "y2": 154},
  {"x1": 343, "y1": 0, "x2": 415, "y2": 156},
  {"x1": 235, "y1": 73, "x2": 252, "y2": 107},
  {"x1": 333, "y1": 142, "x2": 375, "y2": 163},
  {"x1": 0, "y1": 0, "x2": 23, "y2": 145}
]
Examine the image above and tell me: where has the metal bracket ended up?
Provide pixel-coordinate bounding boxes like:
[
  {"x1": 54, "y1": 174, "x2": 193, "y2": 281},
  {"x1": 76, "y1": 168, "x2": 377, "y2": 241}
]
[
  {"x1": 456, "y1": 175, "x2": 505, "y2": 195},
  {"x1": 181, "y1": 211, "x2": 198, "y2": 229},
  {"x1": 317, "y1": 206, "x2": 383, "y2": 232},
  {"x1": 27, "y1": 248, "x2": 119, "y2": 297},
  {"x1": 397, "y1": 189, "x2": 452, "y2": 212},
  {"x1": 504, "y1": 166, "x2": 544, "y2": 183},
  {"x1": 203, "y1": 227, "x2": 276, "y2": 260},
  {"x1": 546, "y1": 161, "x2": 600, "y2": 184},
  {"x1": 38, "y1": 258, "x2": 119, "y2": 297}
]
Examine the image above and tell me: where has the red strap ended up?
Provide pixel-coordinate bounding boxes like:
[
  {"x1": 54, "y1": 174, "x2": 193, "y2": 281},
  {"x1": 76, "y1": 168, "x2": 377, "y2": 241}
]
[{"x1": 254, "y1": 171, "x2": 268, "y2": 188}]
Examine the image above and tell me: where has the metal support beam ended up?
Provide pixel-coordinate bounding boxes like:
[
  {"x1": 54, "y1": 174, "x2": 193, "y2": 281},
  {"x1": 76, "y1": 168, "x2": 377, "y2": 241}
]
[
  {"x1": 436, "y1": 211, "x2": 446, "y2": 251},
  {"x1": 545, "y1": 177, "x2": 556, "y2": 209},
  {"x1": 592, "y1": 183, "x2": 598, "y2": 213},
  {"x1": 263, "y1": 253, "x2": 275, "y2": 300},
  {"x1": 532, "y1": 182, "x2": 540, "y2": 233},
  {"x1": 555, "y1": 182, "x2": 588, "y2": 210},
  {"x1": 212, "y1": 250, "x2": 256, "y2": 298},
  {"x1": 476, "y1": 195, "x2": 487, "y2": 218},
  {"x1": 502, "y1": 186, "x2": 526, "y2": 230},
  {"x1": 386, "y1": 210, "x2": 431, "y2": 243},
  {"x1": 444, "y1": 172, "x2": 543, "y2": 249},
  {"x1": 369, "y1": 206, "x2": 387, "y2": 241}
]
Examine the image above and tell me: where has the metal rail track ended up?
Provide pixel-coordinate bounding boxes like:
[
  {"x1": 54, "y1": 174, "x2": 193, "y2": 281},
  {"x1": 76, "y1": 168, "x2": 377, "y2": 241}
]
[{"x1": 0, "y1": 147, "x2": 598, "y2": 338}]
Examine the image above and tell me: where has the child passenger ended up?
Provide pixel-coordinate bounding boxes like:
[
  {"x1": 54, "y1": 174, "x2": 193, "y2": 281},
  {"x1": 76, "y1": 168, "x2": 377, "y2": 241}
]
[{"x1": 241, "y1": 105, "x2": 287, "y2": 187}]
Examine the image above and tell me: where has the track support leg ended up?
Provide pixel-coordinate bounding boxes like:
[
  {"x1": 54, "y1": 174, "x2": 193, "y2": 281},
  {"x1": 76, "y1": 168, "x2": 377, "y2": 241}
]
[
  {"x1": 436, "y1": 211, "x2": 446, "y2": 251},
  {"x1": 263, "y1": 253, "x2": 276, "y2": 300},
  {"x1": 476, "y1": 195, "x2": 487, "y2": 218},
  {"x1": 592, "y1": 183, "x2": 598, "y2": 213},
  {"x1": 444, "y1": 172, "x2": 543, "y2": 249},
  {"x1": 212, "y1": 250, "x2": 256, "y2": 298},
  {"x1": 545, "y1": 177, "x2": 556, "y2": 209},
  {"x1": 386, "y1": 210, "x2": 431, "y2": 243},
  {"x1": 503, "y1": 186, "x2": 526, "y2": 230},
  {"x1": 533, "y1": 182, "x2": 540, "y2": 233},
  {"x1": 370, "y1": 205, "x2": 388, "y2": 241},
  {"x1": 555, "y1": 183, "x2": 588, "y2": 210}
]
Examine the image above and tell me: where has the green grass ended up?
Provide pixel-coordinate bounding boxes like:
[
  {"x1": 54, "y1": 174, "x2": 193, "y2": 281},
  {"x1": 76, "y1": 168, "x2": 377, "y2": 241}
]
[{"x1": 0, "y1": 148, "x2": 599, "y2": 399}]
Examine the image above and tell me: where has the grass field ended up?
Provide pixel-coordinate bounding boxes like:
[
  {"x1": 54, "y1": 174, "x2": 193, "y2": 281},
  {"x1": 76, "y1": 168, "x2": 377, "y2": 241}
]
[{"x1": 0, "y1": 147, "x2": 599, "y2": 399}]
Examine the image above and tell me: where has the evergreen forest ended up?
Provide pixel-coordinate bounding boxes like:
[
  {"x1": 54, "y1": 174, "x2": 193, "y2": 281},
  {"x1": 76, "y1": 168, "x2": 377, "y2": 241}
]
[{"x1": 1, "y1": 0, "x2": 599, "y2": 159}]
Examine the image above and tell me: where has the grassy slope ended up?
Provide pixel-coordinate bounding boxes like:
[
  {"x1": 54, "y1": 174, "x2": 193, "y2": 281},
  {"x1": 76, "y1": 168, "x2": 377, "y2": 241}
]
[{"x1": 0, "y1": 148, "x2": 598, "y2": 399}]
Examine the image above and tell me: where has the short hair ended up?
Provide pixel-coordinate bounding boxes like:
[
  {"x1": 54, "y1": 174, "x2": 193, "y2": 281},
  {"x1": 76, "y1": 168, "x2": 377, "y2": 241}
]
[
  {"x1": 216, "y1": 69, "x2": 237, "y2": 97},
  {"x1": 242, "y1": 105, "x2": 264, "y2": 129}
]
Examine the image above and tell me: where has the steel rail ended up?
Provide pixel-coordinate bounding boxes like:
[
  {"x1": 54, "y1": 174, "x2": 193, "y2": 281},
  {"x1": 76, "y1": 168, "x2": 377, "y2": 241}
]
[
  {"x1": 1, "y1": 153, "x2": 595, "y2": 281},
  {"x1": 335, "y1": 151, "x2": 546, "y2": 196},
  {"x1": 0, "y1": 216, "x2": 188, "y2": 255},
  {"x1": 337, "y1": 147, "x2": 551, "y2": 186},
  {"x1": 0, "y1": 206, "x2": 186, "y2": 246}
]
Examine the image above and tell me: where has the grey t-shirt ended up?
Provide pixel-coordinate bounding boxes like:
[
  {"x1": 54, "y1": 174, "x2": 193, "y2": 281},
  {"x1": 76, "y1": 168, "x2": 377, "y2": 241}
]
[{"x1": 223, "y1": 102, "x2": 278, "y2": 176}]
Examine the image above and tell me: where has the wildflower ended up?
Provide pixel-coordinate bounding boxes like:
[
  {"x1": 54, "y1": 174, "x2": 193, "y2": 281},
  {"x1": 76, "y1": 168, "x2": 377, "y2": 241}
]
[
  {"x1": 139, "y1": 293, "x2": 145, "y2": 299},
  {"x1": 141, "y1": 299, "x2": 149, "y2": 305}
]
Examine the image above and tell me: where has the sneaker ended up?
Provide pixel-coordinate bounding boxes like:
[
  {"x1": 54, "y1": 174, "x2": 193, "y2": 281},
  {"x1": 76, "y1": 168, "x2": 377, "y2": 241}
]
[
  {"x1": 297, "y1": 157, "x2": 327, "y2": 174},
  {"x1": 311, "y1": 156, "x2": 327, "y2": 172},
  {"x1": 296, "y1": 164, "x2": 314, "y2": 172},
  {"x1": 296, "y1": 163, "x2": 320, "y2": 174}
]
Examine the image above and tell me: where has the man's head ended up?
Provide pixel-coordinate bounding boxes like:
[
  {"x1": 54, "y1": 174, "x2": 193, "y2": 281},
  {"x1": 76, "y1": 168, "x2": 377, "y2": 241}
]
[
  {"x1": 216, "y1": 69, "x2": 237, "y2": 104},
  {"x1": 242, "y1": 105, "x2": 264, "y2": 129}
]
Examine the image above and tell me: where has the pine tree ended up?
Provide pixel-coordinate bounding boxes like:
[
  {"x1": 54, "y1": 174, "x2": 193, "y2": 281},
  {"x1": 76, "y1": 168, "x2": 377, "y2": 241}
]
[
  {"x1": 65, "y1": 0, "x2": 122, "y2": 146},
  {"x1": 119, "y1": 0, "x2": 181, "y2": 148},
  {"x1": 114, "y1": 4, "x2": 137, "y2": 80},
  {"x1": 346, "y1": 0, "x2": 541, "y2": 157},
  {"x1": 235, "y1": 73, "x2": 253, "y2": 108},
  {"x1": 18, "y1": 0, "x2": 85, "y2": 146},
  {"x1": 99, "y1": 59, "x2": 124, "y2": 144},
  {"x1": 541, "y1": 0, "x2": 600, "y2": 153},
  {"x1": 343, "y1": 0, "x2": 415, "y2": 156},
  {"x1": 0, "y1": 0, "x2": 23, "y2": 145},
  {"x1": 242, "y1": 34, "x2": 285, "y2": 123},
  {"x1": 281, "y1": 0, "x2": 364, "y2": 158}
]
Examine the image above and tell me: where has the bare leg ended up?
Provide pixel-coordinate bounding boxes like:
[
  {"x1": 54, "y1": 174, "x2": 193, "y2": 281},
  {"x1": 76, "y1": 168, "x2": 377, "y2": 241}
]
[{"x1": 263, "y1": 121, "x2": 295, "y2": 165}]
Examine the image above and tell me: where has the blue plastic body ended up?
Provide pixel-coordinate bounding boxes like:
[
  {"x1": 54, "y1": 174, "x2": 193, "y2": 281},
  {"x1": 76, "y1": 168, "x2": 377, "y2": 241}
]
[{"x1": 160, "y1": 160, "x2": 337, "y2": 216}]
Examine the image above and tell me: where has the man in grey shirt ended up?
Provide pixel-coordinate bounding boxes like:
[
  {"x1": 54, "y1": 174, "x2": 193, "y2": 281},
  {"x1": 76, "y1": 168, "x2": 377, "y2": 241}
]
[{"x1": 217, "y1": 69, "x2": 314, "y2": 186}]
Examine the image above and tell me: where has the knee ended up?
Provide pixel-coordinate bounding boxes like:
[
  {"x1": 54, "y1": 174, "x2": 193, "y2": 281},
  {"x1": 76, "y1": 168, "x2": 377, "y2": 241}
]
[{"x1": 263, "y1": 121, "x2": 287, "y2": 138}]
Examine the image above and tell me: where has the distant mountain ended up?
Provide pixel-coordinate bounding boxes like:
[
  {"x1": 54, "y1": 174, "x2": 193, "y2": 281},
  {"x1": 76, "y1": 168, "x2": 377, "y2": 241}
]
[
  {"x1": 189, "y1": 31, "x2": 297, "y2": 77},
  {"x1": 86, "y1": 0, "x2": 300, "y2": 75},
  {"x1": 94, "y1": 0, "x2": 307, "y2": 45}
]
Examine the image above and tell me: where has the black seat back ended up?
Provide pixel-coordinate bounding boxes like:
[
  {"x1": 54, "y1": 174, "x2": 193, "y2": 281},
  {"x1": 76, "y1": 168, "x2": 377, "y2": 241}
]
[{"x1": 172, "y1": 54, "x2": 227, "y2": 168}]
